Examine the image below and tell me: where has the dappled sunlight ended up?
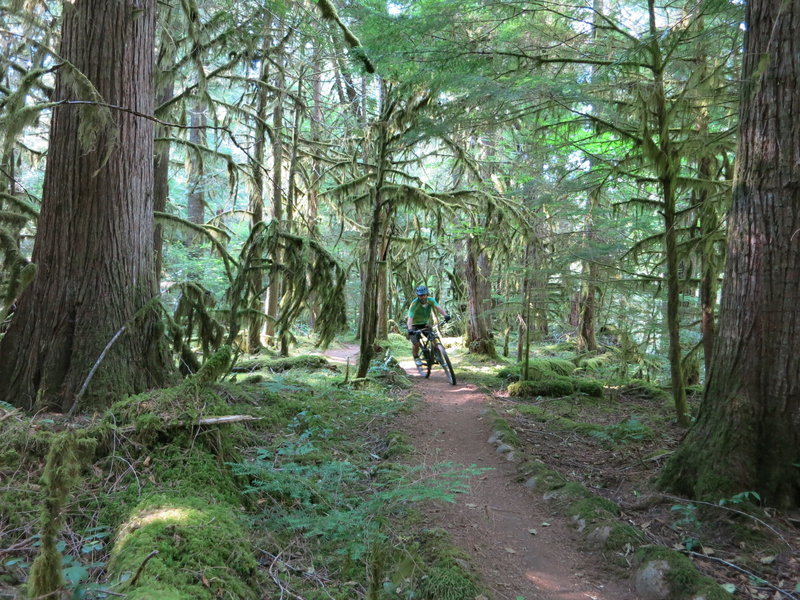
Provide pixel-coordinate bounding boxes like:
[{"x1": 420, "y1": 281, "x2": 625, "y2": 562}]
[{"x1": 115, "y1": 506, "x2": 197, "y2": 548}]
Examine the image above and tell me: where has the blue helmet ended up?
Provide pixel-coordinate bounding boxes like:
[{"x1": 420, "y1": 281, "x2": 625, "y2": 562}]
[{"x1": 415, "y1": 285, "x2": 429, "y2": 296}]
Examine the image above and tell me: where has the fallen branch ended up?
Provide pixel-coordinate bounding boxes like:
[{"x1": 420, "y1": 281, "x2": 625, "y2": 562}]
[
  {"x1": 117, "y1": 414, "x2": 263, "y2": 433},
  {"x1": 129, "y1": 550, "x2": 159, "y2": 587},
  {"x1": 683, "y1": 550, "x2": 799, "y2": 600}
]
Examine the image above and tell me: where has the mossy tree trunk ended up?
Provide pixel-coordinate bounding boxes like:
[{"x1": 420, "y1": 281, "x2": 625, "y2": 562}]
[
  {"x1": 152, "y1": 3, "x2": 179, "y2": 286},
  {"x1": 659, "y1": 0, "x2": 800, "y2": 508},
  {"x1": 247, "y1": 29, "x2": 271, "y2": 354},
  {"x1": 356, "y1": 120, "x2": 390, "y2": 379},
  {"x1": 646, "y1": 0, "x2": 688, "y2": 426},
  {"x1": 0, "y1": 0, "x2": 172, "y2": 412},
  {"x1": 265, "y1": 17, "x2": 287, "y2": 347},
  {"x1": 464, "y1": 234, "x2": 496, "y2": 357}
]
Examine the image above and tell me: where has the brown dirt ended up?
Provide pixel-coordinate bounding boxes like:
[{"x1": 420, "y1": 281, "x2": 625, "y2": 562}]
[
  {"x1": 325, "y1": 345, "x2": 800, "y2": 600},
  {"x1": 394, "y1": 362, "x2": 638, "y2": 600},
  {"x1": 326, "y1": 345, "x2": 637, "y2": 599}
]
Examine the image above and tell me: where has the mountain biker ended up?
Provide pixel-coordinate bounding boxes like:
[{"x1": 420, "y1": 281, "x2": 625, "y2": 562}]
[{"x1": 406, "y1": 285, "x2": 450, "y2": 367}]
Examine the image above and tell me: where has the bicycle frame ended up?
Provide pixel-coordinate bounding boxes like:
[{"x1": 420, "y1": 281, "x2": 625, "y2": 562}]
[{"x1": 410, "y1": 325, "x2": 456, "y2": 385}]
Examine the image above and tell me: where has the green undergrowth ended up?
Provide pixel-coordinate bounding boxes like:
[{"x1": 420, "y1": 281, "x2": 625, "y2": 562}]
[
  {"x1": 1, "y1": 349, "x2": 485, "y2": 600},
  {"x1": 508, "y1": 375, "x2": 605, "y2": 399},
  {"x1": 232, "y1": 353, "x2": 333, "y2": 373},
  {"x1": 514, "y1": 402, "x2": 655, "y2": 445},
  {"x1": 497, "y1": 357, "x2": 577, "y2": 381}
]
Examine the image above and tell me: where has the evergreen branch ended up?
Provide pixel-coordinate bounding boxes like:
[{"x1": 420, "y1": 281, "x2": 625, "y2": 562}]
[
  {"x1": 42, "y1": 99, "x2": 274, "y2": 179},
  {"x1": 154, "y1": 211, "x2": 237, "y2": 281},
  {"x1": 314, "y1": 0, "x2": 376, "y2": 74}
]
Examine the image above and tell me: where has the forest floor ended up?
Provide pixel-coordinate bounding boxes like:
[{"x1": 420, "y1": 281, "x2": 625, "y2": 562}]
[{"x1": 325, "y1": 343, "x2": 800, "y2": 600}]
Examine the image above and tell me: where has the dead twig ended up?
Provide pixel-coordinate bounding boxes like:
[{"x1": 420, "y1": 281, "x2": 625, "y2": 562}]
[
  {"x1": 683, "y1": 550, "x2": 799, "y2": 600},
  {"x1": 129, "y1": 550, "x2": 159, "y2": 587}
]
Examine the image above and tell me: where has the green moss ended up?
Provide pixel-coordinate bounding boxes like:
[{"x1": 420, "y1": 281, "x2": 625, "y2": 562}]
[
  {"x1": 605, "y1": 522, "x2": 646, "y2": 552},
  {"x1": 548, "y1": 481, "x2": 594, "y2": 503},
  {"x1": 418, "y1": 563, "x2": 479, "y2": 600},
  {"x1": 382, "y1": 431, "x2": 413, "y2": 458},
  {"x1": 488, "y1": 411, "x2": 519, "y2": 446},
  {"x1": 518, "y1": 460, "x2": 568, "y2": 490},
  {"x1": 621, "y1": 379, "x2": 670, "y2": 401},
  {"x1": 567, "y1": 495, "x2": 620, "y2": 522},
  {"x1": 509, "y1": 377, "x2": 574, "y2": 398},
  {"x1": 574, "y1": 379, "x2": 605, "y2": 398},
  {"x1": 109, "y1": 494, "x2": 259, "y2": 600},
  {"x1": 635, "y1": 546, "x2": 732, "y2": 600},
  {"x1": 233, "y1": 354, "x2": 332, "y2": 373}
]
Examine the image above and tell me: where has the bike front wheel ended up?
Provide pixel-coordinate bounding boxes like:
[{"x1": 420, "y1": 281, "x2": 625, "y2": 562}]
[
  {"x1": 435, "y1": 343, "x2": 456, "y2": 385},
  {"x1": 423, "y1": 347, "x2": 432, "y2": 378}
]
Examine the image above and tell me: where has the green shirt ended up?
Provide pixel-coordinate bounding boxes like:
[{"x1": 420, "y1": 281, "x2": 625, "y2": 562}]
[{"x1": 407, "y1": 297, "x2": 439, "y2": 326}]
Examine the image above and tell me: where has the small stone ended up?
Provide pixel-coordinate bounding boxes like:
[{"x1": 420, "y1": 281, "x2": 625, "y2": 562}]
[
  {"x1": 634, "y1": 560, "x2": 672, "y2": 600},
  {"x1": 496, "y1": 443, "x2": 513, "y2": 455}
]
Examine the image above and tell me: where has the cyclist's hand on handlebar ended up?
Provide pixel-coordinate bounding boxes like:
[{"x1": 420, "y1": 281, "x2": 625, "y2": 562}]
[{"x1": 443, "y1": 314, "x2": 451, "y2": 323}]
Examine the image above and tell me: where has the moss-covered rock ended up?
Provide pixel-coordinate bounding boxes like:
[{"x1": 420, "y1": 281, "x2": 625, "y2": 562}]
[
  {"x1": 108, "y1": 494, "x2": 260, "y2": 600},
  {"x1": 508, "y1": 377, "x2": 575, "y2": 398},
  {"x1": 621, "y1": 379, "x2": 670, "y2": 402},
  {"x1": 574, "y1": 379, "x2": 605, "y2": 398},
  {"x1": 634, "y1": 546, "x2": 732, "y2": 600},
  {"x1": 518, "y1": 460, "x2": 569, "y2": 491}
]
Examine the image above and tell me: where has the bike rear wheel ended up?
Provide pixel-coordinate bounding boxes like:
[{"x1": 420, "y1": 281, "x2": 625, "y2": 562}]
[{"x1": 435, "y1": 343, "x2": 456, "y2": 385}]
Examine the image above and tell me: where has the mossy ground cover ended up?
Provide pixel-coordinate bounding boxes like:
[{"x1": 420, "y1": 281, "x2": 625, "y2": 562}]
[
  {"x1": 0, "y1": 345, "x2": 482, "y2": 600},
  {"x1": 478, "y1": 345, "x2": 799, "y2": 600}
]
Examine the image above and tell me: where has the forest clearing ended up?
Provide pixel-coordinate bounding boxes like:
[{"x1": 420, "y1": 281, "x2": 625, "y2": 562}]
[{"x1": 1, "y1": 0, "x2": 799, "y2": 598}]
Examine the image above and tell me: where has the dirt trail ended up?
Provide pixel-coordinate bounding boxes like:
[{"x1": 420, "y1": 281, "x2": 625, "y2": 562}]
[{"x1": 325, "y1": 346, "x2": 637, "y2": 600}]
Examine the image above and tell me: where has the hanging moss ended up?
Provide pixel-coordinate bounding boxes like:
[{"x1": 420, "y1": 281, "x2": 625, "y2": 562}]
[{"x1": 28, "y1": 432, "x2": 96, "y2": 599}]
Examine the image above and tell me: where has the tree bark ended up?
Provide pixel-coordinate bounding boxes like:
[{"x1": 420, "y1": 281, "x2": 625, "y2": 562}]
[
  {"x1": 647, "y1": 0, "x2": 688, "y2": 425},
  {"x1": 659, "y1": 0, "x2": 800, "y2": 508},
  {"x1": 464, "y1": 235, "x2": 496, "y2": 357},
  {"x1": 265, "y1": 19, "x2": 286, "y2": 346},
  {"x1": 0, "y1": 0, "x2": 172, "y2": 412}
]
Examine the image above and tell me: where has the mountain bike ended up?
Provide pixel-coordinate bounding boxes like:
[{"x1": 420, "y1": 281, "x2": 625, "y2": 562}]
[{"x1": 410, "y1": 325, "x2": 456, "y2": 385}]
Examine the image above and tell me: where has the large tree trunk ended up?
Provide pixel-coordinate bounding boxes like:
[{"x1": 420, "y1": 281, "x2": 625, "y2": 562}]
[
  {"x1": 659, "y1": 0, "x2": 800, "y2": 508},
  {"x1": 464, "y1": 235, "x2": 496, "y2": 357},
  {"x1": 0, "y1": 0, "x2": 172, "y2": 412}
]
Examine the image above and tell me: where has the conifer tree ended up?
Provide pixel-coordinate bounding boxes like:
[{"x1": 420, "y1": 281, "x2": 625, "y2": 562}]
[
  {"x1": 659, "y1": 0, "x2": 800, "y2": 508},
  {"x1": 0, "y1": 0, "x2": 172, "y2": 411}
]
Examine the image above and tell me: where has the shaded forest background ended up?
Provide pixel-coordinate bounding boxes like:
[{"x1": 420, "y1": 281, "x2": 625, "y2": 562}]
[{"x1": 0, "y1": 0, "x2": 798, "y2": 580}]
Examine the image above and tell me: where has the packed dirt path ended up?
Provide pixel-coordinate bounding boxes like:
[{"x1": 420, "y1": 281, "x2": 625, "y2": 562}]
[{"x1": 325, "y1": 345, "x2": 637, "y2": 600}]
